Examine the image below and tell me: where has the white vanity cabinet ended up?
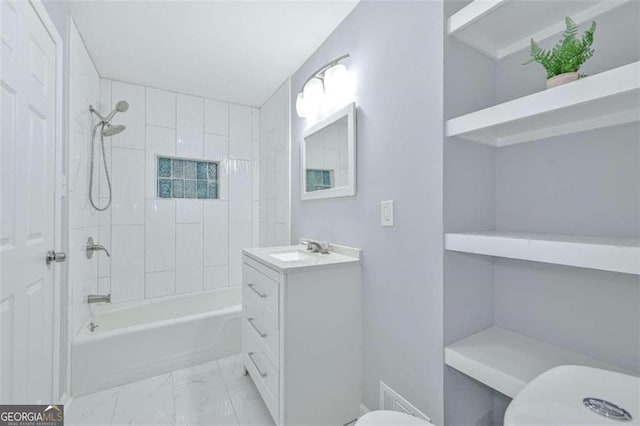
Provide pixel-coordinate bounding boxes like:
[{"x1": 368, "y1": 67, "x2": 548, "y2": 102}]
[{"x1": 241, "y1": 245, "x2": 362, "y2": 426}]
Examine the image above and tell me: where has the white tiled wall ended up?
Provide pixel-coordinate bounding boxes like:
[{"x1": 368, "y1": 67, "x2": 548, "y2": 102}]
[
  {"x1": 145, "y1": 199, "x2": 175, "y2": 272},
  {"x1": 67, "y1": 21, "x2": 101, "y2": 334},
  {"x1": 111, "y1": 225, "x2": 145, "y2": 301},
  {"x1": 99, "y1": 79, "x2": 259, "y2": 302},
  {"x1": 175, "y1": 223, "x2": 204, "y2": 294},
  {"x1": 259, "y1": 81, "x2": 290, "y2": 246},
  {"x1": 176, "y1": 94, "x2": 204, "y2": 158},
  {"x1": 112, "y1": 148, "x2": 145, "y2": 225}
]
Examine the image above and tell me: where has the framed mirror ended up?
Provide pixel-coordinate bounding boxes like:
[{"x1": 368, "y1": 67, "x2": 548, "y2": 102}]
[{"x1": 301, "y1": 102, "x2": 356, "y2": 200}]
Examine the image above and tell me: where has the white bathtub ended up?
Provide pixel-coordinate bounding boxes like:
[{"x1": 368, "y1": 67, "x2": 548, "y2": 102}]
[{"x1": 71, "y1": 287, "x2": 242, "y2": 396}]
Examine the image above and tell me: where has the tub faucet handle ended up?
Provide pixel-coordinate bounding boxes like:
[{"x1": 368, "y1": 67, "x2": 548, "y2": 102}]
[{"x1": 86, "y1": 237, "x2": 110, "y2": 258}]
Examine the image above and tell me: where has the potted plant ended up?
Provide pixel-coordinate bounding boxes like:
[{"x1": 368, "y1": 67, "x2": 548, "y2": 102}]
[{"x1": 524, "y1": 17, "x2": 596, "y2": 89}]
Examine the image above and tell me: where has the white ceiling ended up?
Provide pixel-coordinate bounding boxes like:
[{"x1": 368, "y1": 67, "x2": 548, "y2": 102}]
[{"x1": 66, "y1": 0, "x2": 358, "y2": 106}]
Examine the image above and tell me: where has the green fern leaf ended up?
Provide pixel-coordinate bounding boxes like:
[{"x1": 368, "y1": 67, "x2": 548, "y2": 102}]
[{"x1": 523, "y1": 16, "x2": 596, "y2": 79}]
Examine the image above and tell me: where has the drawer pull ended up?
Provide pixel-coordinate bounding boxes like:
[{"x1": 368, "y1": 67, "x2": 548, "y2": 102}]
[
  {"x1": 248, "y1": 351, "x2": 267, "y2": 378},
  {"x1": 247, "y1": 283, "x2": 267, "y2": 298},
  {"x1": 248, "y1": 317, "x2": 267, "y2": 338}
]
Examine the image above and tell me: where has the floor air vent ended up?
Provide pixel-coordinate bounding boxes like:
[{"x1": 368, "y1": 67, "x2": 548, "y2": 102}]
[{"x1": 379, "y1": 381, "x2": 431, "y2": 422}]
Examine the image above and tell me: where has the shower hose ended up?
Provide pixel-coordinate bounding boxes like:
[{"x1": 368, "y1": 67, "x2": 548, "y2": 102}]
[{"x1": 88, "y1": 122, "x2": 112, "y2": 211}]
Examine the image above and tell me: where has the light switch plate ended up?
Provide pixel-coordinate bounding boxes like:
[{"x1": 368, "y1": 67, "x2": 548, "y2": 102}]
[{"x1": 381, "y1": 200, "x2": 394, "y2": 227}]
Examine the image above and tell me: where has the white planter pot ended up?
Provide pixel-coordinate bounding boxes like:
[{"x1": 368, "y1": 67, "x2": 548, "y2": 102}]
[{"x1": 546, "y1": 72, "x2": 580, "y2": 89}]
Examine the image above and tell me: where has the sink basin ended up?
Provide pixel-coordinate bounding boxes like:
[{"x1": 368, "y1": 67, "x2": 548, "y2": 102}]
[
  {"x1": 270, "y1": 251, "x2": 315, "y2": 262},
  {"x1": 244, "y1": 243, "x2": 360, "y2": 271},
  {"x1": 505, "y1": 365, "x2": 639, "y2": 425}
]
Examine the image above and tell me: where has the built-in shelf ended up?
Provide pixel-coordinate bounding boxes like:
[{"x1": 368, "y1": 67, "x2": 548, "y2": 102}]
[
  {"x1": 445, "y1": 231, "x2": 640, "y2": 275},
  {"x1": 445, "y1": 61, "x2": 640, "y2": 147},
  {"x1": 448, "y1": 0, "x2": 631, "y2": 60},
  {"x1": 445, "y1": 327, "x2": 634, "y2": 398}
]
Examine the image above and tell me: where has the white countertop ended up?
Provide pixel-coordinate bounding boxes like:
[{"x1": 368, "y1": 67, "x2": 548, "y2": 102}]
[{"x1": 243, "y1": 244, "x2": 361, "y2": 272}]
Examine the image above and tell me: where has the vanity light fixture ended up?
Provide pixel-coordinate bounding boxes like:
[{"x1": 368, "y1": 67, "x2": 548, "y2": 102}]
[{"x1": 296, "y1": 54, "x2": 353, "y2": 119}]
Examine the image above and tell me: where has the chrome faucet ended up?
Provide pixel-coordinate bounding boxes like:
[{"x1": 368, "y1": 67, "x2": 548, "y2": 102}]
[
  {"x1": 302, "y1": 239, "x2": 330, "y2": 254},
  {"x1": 86, "y1": 237, "x2": 110, "y2": 258},
  {"x1": 86, "y1": 294, "x2": 111, "y2": 304}
]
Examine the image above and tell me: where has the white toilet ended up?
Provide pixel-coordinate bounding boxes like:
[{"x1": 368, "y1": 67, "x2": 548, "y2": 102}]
[{"x1": 355, "y1": 411, "x2": 433, "y2": 426}]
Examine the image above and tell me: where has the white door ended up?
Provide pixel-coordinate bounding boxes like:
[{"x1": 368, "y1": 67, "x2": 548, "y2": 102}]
[{"x1": 1, "y1": 0, "x2": 58, "y2": 404}]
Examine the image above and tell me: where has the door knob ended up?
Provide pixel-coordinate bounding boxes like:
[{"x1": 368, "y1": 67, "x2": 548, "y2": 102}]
[{"x1": 46, "y1": 250, "x2": 67, "y2": 265}]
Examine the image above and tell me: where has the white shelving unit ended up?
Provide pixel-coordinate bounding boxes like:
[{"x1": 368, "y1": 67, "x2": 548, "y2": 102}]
[
  {"x1": 445, "y1": 231, "x2": 640, "y2": 275},
  {"x1": 444, "y1": 327, "x2": 634, "y2": 398},
  {"x1": 444, "y1": 0, "x2": 639, "y2": 422},
  {"x1": 445, "y1": 61, "x2": 640, "y2": 146},
  {"x1": 448, "y1": 0, "x2": 631, "y2": 60}
]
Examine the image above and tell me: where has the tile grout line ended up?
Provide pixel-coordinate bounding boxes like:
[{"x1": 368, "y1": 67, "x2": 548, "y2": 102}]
[
  {"x1": 227, "y1": 104, "x2": 231, "y2": 288},
  {"x1": 110, "y1": 145, "x2": 145, "y2": 152},
  {"x1": 170, "y1": 373, "x2": 177, "y2": 426},
  {"x1": 217, "y1": 358, "x2": 242, "y2": 426},
  {"x1": 108, "y1": 385, "x2": 120, "y2": 426},
  {"x1": 201, "y1": 97, "x2": 205, "y2": 292},
  {"x1": 108, "y1": 80, "x2": 113, "y2": 299},
  {"x1": 174, "y1": 93, "x2": 178, "y2": 296},
  {"x1": 143, "y1": 86, "x2": 147, "y2": 299},
  {"x1": 105, "y1": 76, "x2": 258, "y2": 110}
]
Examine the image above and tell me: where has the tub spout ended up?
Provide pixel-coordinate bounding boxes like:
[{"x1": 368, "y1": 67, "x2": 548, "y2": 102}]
[{"x1": 87, "y1": 294, "x2": 111, "y2": 304}]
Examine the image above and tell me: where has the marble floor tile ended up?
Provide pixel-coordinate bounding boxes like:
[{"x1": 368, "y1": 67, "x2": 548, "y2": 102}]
[
  {"x1": 173, "y1": 359, "x2": 222, "y2": 385},
  {"x1": 111, "y1": 374, "x2": 175, "y2": 426},
  {"x1": 66, "y1": 355, "x2": 277, "y2": 426},
  {"x1": 175, "y1": 393, "x2": 238, "y2": 426},
  {"x1": 229, "y1": 382, "x2": 275, "y2": 426},
  {"x1": 174, "y1": 371, "x2": 231, "y2": 425},
  {"x1": 231, "y1": 385, "x2": 275, "y2": 426},
  {"x1": 66, "y1": 387, "x2": 119, "y2": 426},
  {"x1": 218, "y1": 353, "x2": 252, "y2": 390}
]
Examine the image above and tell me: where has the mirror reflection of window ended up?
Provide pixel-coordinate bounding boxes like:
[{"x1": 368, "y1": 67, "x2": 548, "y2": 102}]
[
  {"x1": 304, "y1": 116, "x2": 349, "y2": 192},
  {"x1": 305, "y1": 169, "x2": 333, "y2": 192}
]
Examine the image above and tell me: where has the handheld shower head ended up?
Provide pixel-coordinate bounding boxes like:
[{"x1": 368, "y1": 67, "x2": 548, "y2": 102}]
[
  {"x1": 102, "y1": 124, "x2": 126, "y2": 137},
  {"x1": 90, "y1": 100, "x2": 129, "y2": 124},
  {"x1": 103, "y1": 100, "x2": 129, "y2": 123},
  {"x1": 115, "y1": 100, "x2": 129, "y2": 113}
]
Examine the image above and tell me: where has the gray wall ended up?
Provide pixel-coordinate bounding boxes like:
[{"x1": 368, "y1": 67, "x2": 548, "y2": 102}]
[
  {"x1": 443, "y1": 0, "x2": 498, "y2": 424},
  {"x1": 42, "y1": 0, "x2": 67, "y2": 37},
  {"x1": 290, "y1": 1, "x2": 445, "y2": 423}
]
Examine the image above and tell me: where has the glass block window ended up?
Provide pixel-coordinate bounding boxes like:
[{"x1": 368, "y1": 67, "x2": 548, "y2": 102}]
[
  {"x1": 305, "y1": 169, "x2": 333, "y2": 192},
  {"x1": 157, "y1": 157, "x2": 218, "y2": 199}
]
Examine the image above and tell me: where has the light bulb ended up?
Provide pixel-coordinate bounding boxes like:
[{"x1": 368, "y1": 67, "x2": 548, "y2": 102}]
[
  {"x1": 303, "y1": 77, "x2": 324, "y2": 117},
  {"x1": 296, "y1": 92, "x2": 307, "y2": 118},
  {"x1": 323, "y1": 63, "x2": 349, "y2": 94}
]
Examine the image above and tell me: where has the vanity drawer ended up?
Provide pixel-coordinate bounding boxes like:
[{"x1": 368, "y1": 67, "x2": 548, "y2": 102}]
[
  {"x1": 243, "y1": 263, "x2": 279, "y2": 320},
  {"x1": 243, "y1": 327, "x2": 279, "y2": 422},
  {"x1": 244, "y1": 290, "x2": 279, "y2": 367},
  {"x1": 243, "y1": 255, "x2": 280, "y2": 282}
]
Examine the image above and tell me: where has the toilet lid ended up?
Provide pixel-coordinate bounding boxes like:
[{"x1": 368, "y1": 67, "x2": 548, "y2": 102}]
[{"x1": 356, "y1": 411, "x2": 432, "y2": 426}]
